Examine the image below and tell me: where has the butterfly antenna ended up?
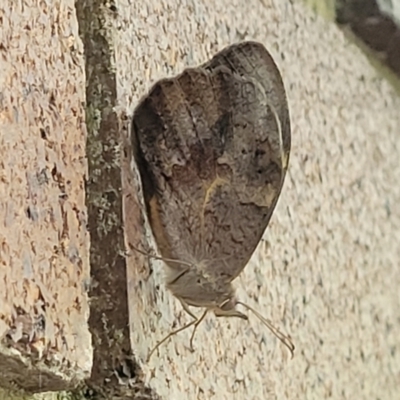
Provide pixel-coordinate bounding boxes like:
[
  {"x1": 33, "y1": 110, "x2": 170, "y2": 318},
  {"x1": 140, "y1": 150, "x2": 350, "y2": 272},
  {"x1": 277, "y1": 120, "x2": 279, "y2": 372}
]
[{"x1": 237, "y1": 301, "x2": 295, "y2": 358}]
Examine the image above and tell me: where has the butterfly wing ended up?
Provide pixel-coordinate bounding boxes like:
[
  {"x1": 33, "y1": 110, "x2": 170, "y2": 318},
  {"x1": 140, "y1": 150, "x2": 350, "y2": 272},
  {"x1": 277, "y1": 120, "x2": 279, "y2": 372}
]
[
  {"x1": 132, "y1": 41, "x2": 290, "y2": 282},
  {"x1": 203, "y1": 41, "x2": 290, "y2": 157}
]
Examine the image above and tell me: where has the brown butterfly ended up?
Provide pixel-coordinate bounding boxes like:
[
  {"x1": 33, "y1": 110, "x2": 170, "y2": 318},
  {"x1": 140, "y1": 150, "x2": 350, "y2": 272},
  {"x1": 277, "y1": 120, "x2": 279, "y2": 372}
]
[{"x1": 131, "y1": 41, "x2": 293, "y2": 359}]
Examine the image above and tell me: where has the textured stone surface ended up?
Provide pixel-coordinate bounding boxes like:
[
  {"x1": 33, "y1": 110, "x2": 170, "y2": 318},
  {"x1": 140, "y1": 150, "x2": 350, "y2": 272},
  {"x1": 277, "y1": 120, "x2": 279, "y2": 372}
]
[
  {"x1": 3, "y1": 0, "x2": 398, "y2": 398},
  {"x1": 120, "y1": 0, "x2": 400, "y2": 399},
  {"x1": 0, "y1": 0, "x2": 91, "y2": 393}
]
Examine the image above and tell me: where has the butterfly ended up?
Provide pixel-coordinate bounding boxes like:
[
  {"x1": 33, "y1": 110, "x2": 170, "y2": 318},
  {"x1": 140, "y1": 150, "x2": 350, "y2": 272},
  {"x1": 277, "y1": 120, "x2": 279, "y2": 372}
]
[{"x1": 131, "y1": 41, "x2": 293, "y2": 359}]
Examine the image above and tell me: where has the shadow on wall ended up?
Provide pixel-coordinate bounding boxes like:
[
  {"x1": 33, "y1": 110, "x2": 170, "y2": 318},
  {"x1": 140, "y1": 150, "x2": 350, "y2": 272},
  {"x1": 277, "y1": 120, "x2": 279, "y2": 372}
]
[{"x1": 336, "y1": 0, "x2": 400, "y2": 78}]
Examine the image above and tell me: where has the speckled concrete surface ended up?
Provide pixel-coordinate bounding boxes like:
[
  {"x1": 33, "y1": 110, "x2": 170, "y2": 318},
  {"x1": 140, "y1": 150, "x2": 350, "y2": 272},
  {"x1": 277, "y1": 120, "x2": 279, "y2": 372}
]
[
  {"x1": 118, "y1": 0, "x2": 400, "y2": 399},
  {"x1": 0, "y1": 0, "x2": 91, "y2": 391}
]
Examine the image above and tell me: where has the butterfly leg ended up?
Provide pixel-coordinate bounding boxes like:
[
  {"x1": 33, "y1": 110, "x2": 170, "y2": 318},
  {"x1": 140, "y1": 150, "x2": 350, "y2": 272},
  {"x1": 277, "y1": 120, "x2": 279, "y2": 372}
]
[
  {"x1": 147, "y1": 317, "x2": 199, "y2": 361},
  {"x1": 188, "y1": 309, "x2": 208, "y2": 351},
  {"x1": 179, "y1": 299, "x2": 198, "y2": 320},
  {"x1": 147, "y1": 301, "x2": 208, "y2": 360},
  {"x1": 180, "y1": 300, "x2": 209, "y2": 351}
]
